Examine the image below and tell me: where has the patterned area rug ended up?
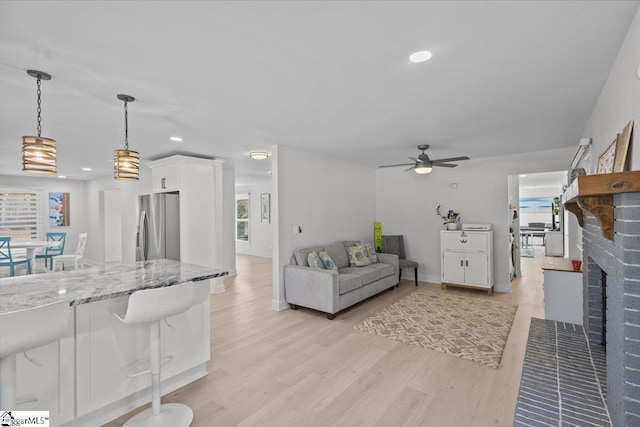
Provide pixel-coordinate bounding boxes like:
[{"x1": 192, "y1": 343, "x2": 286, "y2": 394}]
[{"x1": 354, "y1": 292, "x2": 518, "y2": 368}]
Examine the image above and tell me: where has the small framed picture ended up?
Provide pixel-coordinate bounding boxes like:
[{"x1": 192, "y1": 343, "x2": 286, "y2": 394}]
[
  {"x1": 596, "y1": 137, "x2": 617, "y2": 174},
  {"x1": 260, "y1": 193, "x2": 270, "y2": 224},
  {"x1": 613, "y1": 120, "x2": 633, "y2": 172}
]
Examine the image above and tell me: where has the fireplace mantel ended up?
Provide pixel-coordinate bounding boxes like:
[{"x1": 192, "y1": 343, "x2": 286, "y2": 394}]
[{"x1": 563, "y1": 170, "x2": 640, "y2": 240}]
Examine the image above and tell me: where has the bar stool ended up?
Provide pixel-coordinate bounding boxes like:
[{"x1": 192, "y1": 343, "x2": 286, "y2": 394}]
[
  {"x1": 0, "y1": 301, "x2": 72, "y2": 410},
  {"x1": 114, "y1": 282, "x2": 196, "y2": 426}
]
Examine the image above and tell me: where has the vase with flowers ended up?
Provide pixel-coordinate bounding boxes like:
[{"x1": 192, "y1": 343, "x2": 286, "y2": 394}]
[{"x1": 436, "y1": 205, "x2": 460, "y2": 230}]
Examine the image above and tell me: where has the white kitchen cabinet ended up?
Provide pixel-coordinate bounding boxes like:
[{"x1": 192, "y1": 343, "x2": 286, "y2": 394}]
[
  {"x1": 146, "y1": 156, "x2": 216, "y2": 270},
  {"x1": 542, "y1": 257, "x2": 583, "y2": 324},
  {"x1": 545, "y1": 231, "x2": 564, "y2": 257},
  {"x1": 441, "y1": 230, "x2": 493, "y2": 293}
]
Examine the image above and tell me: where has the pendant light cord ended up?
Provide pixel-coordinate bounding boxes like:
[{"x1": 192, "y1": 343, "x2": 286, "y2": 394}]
[
  {"x1": 36, "y1": 77, "x2": 42, "y2": 137},
  {"x1": 124, "y1": 100, "x2": 130, "y2": 150}
]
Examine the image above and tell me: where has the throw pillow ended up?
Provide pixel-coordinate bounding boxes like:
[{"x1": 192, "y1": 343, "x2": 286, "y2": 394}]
[
  {"x1": 347, "y1": 244, "x2": 373, "y2": 267},
  {"x1": 364, "y1": 243, "x2": 378, "y2": 263},
  {"x1": 307, "y1": 251, "x2": 325, "y2": 270},
  {"x1": 319, "y1": 250, "x2": 338, "y2": 271}
]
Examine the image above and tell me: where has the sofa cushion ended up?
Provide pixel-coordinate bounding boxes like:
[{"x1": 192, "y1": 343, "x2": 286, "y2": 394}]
[
  {"x1": 366, "y1": 262, "x2": 394, "y2": 279},
  {"x1": 307, "y1": 251, "x2": 325, "y2": 270},
  {"x1": 294, "y1": 246, "x2": 325, "y2": 267},
  {"x1": 364, "y1": 243, "x2": 378, "y2": 263},
  {"x1": 319, "y1": 250, "x2": 338, "y2": 271},
  {"x1": 347, "y1": 245, "x2": 373, "y2": 267},
  {"x1": 339, "y1": 274, "x2": 363, "y2": 295},
  {"x1": 339, "y1": 267, "x2": 380, "y2": 285},
  {"x1": 324, "y1": 242, "x2": 349, "y2": 269},
  {"x1": 343, "y1": 240, "x2": 361, "y2": 248}
]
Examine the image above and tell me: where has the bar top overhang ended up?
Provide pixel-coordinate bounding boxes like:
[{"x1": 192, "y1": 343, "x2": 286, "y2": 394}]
[{"x1": 0, "y1": 259, "x2": 228, "y2": 314}]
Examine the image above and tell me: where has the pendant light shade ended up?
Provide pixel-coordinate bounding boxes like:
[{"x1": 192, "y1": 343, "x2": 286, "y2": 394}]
[
  {"x1": 22, "y1": 70, "x2": 57, "y2": 175},
  {"x1": 114, "y1": 94, "x2": 139, "y2": 181}
]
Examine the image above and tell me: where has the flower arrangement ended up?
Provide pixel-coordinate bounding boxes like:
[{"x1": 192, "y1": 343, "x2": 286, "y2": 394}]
[{"x1": 436, "y1": 205, "x2": 460, "y2": 225}]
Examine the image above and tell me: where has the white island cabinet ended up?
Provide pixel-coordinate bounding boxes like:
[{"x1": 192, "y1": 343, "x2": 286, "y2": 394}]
[
  {"x1": 441, "y1": 230, "x2": 494, "y2": 294},
  {"x1": 0, "y1": 260, "x2": 227, "y2": 427}
]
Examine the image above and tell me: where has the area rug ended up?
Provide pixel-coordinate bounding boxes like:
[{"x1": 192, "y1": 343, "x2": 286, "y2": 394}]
[{"x1": 354, "y1": 292, "x2": 518, "y2": 368}]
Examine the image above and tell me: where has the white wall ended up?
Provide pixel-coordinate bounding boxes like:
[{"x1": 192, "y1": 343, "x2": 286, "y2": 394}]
[
  {"x1": 272, "y1": 145, "x2": 377, "y2": 310},
  {"x1": 376, "y1": 147, "x2": 575, "y2": 292},
  {"x1": 582, "y1": 6, "x2": 640, "y2": 170},
  {"x1": 235, "y1": 181, "x2": 273, "y2": 258},
  {"x1": 0, "y1": 174, "x2": 89, "y2": 258}
]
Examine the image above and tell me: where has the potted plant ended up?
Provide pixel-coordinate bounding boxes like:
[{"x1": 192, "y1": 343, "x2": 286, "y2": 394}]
[{"x1": 436, "y1": 205, "x2": 460, "y2": 230}]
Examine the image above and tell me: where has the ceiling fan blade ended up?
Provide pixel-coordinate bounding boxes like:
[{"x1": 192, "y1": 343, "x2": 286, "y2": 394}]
[
  {"x1": 431, "y1": 156, "x2": 470, "y2": 163},
  {"x1": 404, "y1": 166, "x2": 416, "y2": 172},
  {"x1": 433, "y1": 163, "x2": 458, "y2": 168},
  {"x1": 408, "y1": 157, "x2": 419, "y2": 162},
  {"x1": 378, "y1": 163, "x2": 415, "y2": 168}
]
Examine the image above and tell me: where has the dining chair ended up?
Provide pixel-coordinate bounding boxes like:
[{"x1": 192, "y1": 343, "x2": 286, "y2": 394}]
[
  {"x1": 0, "y1": 237, "x2": 33, "y2": 277},
  {"x1": 52, "y1": 233, "x2": 87, "y2": 271},
  {"x1": 36, "y1": 232, "x2": 66, "y2": 270},
  {"x1": 381, "y1": 235, "x2": 419, "y2": 287}
]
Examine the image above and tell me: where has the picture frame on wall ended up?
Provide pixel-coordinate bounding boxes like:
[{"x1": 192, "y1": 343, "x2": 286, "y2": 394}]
[
  {"x1": 49, "y1": 192, "x2": 70, "y2": 226},
  {"x1": 260, "y1": 193, "x2": 270, "y2": 224},
  {"x1": 596, "y1": 137, "x2": 617, "y2": 174},
  {"x1": 613, "y1": 120, "x2": 634, "y2": 172}
]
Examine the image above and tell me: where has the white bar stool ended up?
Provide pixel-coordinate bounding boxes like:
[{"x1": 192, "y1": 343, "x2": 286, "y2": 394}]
[
  {"x1": 114, "y1": 282, "x2": 196, "y2": 427},
  {"x1": 0, "y1": 301, "x2": 72, "y2": 410}
]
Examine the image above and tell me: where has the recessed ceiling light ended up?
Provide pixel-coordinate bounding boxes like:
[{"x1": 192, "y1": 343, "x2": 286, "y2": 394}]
[
  {"x1": 58, "y1": 175, "x2": 66, "y2": 178},
  {"x1": 170, "y1": 136, "x2": 183, "y2": 142},
  {"x1": 409, "y1": 51, "x2": 432, "y2": 63},
  {"x1": 519, "y1": 174, "x2": 527, "y2": 177},
  {"x1": 82, "y1": 167, "x2": 92, "y2": 171},
  {"x1": 249, "y1": 151, "x2": 270, "y2": 160}
]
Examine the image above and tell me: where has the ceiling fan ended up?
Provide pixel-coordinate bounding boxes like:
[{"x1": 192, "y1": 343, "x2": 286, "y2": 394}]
[{"x1": 379, "y1": 145, "x2": 470, "y2": 174}]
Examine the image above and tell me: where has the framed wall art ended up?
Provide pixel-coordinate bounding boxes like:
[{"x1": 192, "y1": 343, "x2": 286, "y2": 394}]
[
  {"x1": 613, "y1": 120, "x2": 633, "y2": 172},
  {"x1": 596, "y1": 137, "x2": 617, "y2": 174},
  {"x1": 49, "y1": 192, "x2": 70, "y2": 226},
  {"x1": 260, "y1": 193, "x2": 270, "y2": 224}
]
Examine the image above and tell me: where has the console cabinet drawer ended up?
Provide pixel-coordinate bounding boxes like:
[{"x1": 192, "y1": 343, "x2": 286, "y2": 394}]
[{"x1": 442, "y1": 232, "x2": 488, "y2": 252}]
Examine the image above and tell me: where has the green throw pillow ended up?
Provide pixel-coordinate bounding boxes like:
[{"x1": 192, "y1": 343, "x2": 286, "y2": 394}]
[
  {"x1": 307, "y1": 251, "x2": 325, "y2": 270},
  {"x1": 347, "y1": 244, "x2": 373, "y2": 267},
  {"x1": 319, "y1": 250, "x2": 338, "y2": 271},
  {"x1": 364, "y1": 243, "x2": 378, "y2": 263}
]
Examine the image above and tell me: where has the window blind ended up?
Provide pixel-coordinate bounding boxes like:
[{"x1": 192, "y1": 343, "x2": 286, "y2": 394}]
[{"x1": 0, "y1": 188, "x2": 43, "y2": 240}]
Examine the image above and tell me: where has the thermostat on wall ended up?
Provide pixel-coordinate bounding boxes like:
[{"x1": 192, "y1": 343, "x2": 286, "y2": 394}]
[{"x1": 462, "y1": 223, "x2": 492, "y2": 231}]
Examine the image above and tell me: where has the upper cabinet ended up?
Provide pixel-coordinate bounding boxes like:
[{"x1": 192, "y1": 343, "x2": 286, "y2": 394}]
[{"x1": 147, "y1": 155, "x2": 213, "y2": 193}]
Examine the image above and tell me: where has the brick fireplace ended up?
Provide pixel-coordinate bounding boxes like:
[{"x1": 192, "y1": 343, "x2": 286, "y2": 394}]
[{"x1": 582, "y1": 191, "x2": 640, "y2": 426}]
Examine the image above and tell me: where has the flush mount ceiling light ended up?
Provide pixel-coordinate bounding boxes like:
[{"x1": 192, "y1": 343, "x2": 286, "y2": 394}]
[
  {"x1": 22, "y1": 70, "x2": 57, "y2": 174},
  {"x1": 249, "y1": 151, "x2": 270, "y2": 160},
  {"x1": 409, "y1": 50, "x2": 432, "y2": 63},
  {"x1": 114, "y1": 94, "x2": 139, "y2": 181},
  {"x1": 170, "y1": 136, "x2": 183, "y2": 142},
  {"x1": 414, "y1": 164, "x2": 433, "y2": 174}
]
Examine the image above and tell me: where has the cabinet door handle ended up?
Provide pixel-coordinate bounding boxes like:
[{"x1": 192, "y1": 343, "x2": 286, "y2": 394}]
[
  {"x1": 466, "y1": 260, "x2": 469, "y2": 267},
  {"x1": 161, "y1": 177, "x2": 166, "y2": 189},
  {"x1": 460, "y1": 260, "x2": 464, "y2": 267}
]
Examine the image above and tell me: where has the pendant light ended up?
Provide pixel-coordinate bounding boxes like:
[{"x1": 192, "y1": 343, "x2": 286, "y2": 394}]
[
  {"x1": 114, "y1": 94, "x2": 139, "y2": 181},
  {"x1": 22, "y1": 70, "x2": 57, "y2": 174}
]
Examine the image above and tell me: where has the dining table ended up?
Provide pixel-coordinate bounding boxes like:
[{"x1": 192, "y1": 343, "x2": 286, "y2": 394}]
[{"x1": 10, "y1": 240, "x2": 63, "y2": 273}]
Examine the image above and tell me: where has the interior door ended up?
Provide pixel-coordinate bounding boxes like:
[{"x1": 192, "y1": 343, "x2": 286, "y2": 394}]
[
  {"x1": 443, "y1": 251, "x2": 465, "y2": 283},
  {"x1": 465, "y1": 252, "x2": 489, "y2": 285}
]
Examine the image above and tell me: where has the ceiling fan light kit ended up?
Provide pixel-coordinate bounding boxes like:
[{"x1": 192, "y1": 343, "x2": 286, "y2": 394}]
[
  {"x1": 22, "y1": 70, "x2": 57, "y2": 175},
  {"x1": 114, "y1": 94, "x2": 140, "y2": 181},
  {"x1": 379, "y1": 144, "x2": 470, "y2": 174}
]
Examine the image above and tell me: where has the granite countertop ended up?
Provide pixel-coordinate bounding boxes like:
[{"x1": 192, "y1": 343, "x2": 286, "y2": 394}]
[{"x1": 0, "y1": 259, "x2": 228, "y2": 315}]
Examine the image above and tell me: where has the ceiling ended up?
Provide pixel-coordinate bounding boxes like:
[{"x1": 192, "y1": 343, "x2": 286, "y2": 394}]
[{"x1": 1, "y1": 1, "x2": 638, "y2": 183}]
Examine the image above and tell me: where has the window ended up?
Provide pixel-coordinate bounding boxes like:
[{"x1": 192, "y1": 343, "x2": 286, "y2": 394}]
[
  {"x1": 0, "y1": 188, "x2": 43, "y2": 240},
  {"x1": 236, "y1": 194, "x2": 249, "y2": 242}
]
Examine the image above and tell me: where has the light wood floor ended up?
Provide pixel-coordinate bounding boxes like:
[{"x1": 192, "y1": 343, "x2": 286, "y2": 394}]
[{"x1": 106, "y1": 253, "x2": 546, "y2": 427}]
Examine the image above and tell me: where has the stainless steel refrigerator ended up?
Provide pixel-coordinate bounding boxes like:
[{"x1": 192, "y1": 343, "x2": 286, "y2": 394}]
[{"x1": 136, "y1": 193, "x2": 180, "y2": 261}]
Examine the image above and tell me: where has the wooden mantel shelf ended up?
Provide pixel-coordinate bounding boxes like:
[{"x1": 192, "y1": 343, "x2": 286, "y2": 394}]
[{"x1": 563, "y1": 170, "x2": 640, "y2": 240}]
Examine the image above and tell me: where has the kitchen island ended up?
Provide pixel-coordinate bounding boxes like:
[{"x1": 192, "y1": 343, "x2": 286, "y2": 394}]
[{"x1": 0, "y1": 259, "x2": 228, "y2": 427}]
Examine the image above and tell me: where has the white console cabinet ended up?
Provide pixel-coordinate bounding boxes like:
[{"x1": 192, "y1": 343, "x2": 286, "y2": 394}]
[{"x1": 441, "y1": 230, "x2": 494, "y2": 294}]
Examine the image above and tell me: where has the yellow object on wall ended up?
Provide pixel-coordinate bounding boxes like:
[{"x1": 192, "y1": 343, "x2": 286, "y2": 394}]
[{"x1": 374, "y1": 222, "x2": 382, "y2": 253}]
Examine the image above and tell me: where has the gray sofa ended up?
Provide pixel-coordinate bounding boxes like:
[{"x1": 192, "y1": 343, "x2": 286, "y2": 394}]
[{"x1": 283, "y1": 241, "x2": 399, "y2": 319}]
